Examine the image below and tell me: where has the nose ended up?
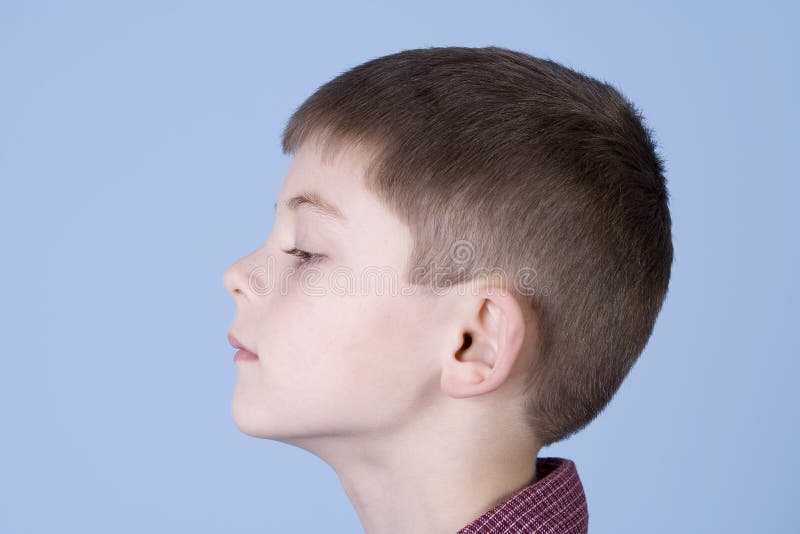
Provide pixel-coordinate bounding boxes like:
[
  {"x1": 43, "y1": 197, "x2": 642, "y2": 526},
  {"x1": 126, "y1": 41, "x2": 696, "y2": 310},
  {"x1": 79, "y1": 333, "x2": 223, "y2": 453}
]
[
  {"x1": 224, "y1": 254, "x2": 255, "y2": 301},
  {"x1": 224, "y1": 242, "x2": 279, "y2": 301}
]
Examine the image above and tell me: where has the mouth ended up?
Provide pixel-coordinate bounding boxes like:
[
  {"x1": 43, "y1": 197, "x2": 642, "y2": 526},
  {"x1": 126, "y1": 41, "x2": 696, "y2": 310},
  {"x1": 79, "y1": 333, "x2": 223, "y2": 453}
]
[{"x1": 227, "y1": 331, "x2": 260, "y2": 362}]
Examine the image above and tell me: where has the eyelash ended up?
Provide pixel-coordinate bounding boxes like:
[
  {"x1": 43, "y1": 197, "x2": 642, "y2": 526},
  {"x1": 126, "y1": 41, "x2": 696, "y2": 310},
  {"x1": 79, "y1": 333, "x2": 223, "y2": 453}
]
[{"x1": 281, "y1": 247, "x2": 323, "y2": 268}]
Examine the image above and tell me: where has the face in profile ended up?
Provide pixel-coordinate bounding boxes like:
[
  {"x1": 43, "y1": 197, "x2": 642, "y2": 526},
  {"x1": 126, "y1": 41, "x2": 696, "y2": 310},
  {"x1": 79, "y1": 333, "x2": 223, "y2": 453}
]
[{"x1": 223, "y1": 140, "x2": 452, "y2": 447}]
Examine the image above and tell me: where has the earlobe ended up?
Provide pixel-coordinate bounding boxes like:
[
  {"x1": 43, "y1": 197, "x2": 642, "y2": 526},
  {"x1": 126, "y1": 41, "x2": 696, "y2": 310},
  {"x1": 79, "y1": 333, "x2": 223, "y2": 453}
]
[{"x1": 441, "y1": 354, "x2": 493, "y2": 399}]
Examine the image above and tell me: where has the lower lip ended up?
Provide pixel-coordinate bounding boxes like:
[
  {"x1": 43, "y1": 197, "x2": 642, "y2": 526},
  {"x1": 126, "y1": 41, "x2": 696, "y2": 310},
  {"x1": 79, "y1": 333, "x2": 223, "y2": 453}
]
[{"x1": 233, "y1": 349, "x2": 259, "y2": 363}]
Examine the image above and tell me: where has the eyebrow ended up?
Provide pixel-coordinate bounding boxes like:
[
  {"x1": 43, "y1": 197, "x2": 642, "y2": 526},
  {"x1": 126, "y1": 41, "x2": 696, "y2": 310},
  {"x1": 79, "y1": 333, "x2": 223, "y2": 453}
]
[{"x1": 274, "y1": 191, "x2": 347, "y2": 223}]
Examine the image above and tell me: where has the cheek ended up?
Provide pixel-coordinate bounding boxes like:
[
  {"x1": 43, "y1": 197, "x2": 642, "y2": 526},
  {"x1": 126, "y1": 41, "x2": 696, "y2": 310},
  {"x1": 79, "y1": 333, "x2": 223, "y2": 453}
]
[
  {"x1": 257, "y1": 287, "x2": 364, "y2": 381},
  {"x1": 330, "y1": 293, "x2": 437, "y2": 397},
  {"x1": 256, "y1": 285, "x2": 438, "y2": 419}
]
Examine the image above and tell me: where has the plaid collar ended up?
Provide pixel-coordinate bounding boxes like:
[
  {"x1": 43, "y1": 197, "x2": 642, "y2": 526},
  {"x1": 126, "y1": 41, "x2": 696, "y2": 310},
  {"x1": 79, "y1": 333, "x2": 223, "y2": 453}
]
[{"x1": 457, "y1": 457, "x2": 588, "y2": 533}]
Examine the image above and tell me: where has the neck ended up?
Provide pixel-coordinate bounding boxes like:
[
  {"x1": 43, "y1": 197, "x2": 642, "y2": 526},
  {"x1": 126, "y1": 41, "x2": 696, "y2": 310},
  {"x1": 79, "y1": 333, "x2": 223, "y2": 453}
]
[{"x1": 288, "y1": 399, "x2": 540, "y2": 534}]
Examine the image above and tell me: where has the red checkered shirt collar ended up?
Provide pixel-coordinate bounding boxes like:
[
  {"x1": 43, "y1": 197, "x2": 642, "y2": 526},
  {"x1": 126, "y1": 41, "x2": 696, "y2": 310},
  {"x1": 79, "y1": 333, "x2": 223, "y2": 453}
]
[{"x1": 456, "y1": 457, "x2": 588, "y2": 533}]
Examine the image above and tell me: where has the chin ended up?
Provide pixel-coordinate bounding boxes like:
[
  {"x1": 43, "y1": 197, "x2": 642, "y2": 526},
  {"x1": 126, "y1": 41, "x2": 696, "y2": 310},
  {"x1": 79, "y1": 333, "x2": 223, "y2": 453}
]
[
  {"x1": 229, "y1": 390, "x2": 299, "y2": 440},
  {"x1": 230, "y1": 388, "x2": 270, "y2": 437}
]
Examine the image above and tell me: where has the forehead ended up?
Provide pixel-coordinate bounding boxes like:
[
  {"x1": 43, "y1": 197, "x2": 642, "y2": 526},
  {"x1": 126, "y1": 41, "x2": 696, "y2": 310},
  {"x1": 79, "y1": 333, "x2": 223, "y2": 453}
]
[
  {"x1": 277, "y1": 141, "x2": 385, "y2": 230},
  {"x1": 279, "y1": 141, "x2": 366, "y2": 213}
]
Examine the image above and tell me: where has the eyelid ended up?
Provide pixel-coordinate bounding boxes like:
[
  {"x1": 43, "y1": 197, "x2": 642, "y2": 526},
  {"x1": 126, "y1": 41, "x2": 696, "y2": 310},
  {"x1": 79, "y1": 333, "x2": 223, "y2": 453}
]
[{"x1": 281, "y1": 246, "x2": 324, "y2": 267}]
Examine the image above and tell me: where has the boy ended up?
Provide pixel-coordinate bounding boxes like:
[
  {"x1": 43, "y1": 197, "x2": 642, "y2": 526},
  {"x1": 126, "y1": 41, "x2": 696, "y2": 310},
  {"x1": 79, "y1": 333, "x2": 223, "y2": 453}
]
[{"x1": 224, "y1": 45, "x2": 673, "y2": 533}]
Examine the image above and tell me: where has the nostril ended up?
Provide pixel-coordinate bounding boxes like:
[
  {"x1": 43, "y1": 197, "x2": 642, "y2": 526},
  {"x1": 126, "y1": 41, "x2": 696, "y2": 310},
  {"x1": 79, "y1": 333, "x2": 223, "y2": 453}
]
[{"x1": 223, "y1": 263, "x2": 248, "y2": 299}]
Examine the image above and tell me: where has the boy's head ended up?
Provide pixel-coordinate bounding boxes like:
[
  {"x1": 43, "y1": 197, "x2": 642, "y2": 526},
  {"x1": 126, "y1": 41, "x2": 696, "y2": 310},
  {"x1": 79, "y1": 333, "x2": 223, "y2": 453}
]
[{"x1": 224, "y1": 46, "x2": 672, "y2": 453}]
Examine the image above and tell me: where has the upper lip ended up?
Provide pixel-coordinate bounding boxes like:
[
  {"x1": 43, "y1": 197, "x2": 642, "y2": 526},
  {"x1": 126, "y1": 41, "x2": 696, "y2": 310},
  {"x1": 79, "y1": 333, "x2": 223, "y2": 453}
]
[{"x1": 227, "y1": 331, "x2": 258, "y2": 356}]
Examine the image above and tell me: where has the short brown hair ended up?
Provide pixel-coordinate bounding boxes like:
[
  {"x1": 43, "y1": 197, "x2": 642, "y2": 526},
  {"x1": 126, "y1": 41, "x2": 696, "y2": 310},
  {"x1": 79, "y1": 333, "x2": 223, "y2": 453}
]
[{"x1": 280, "y1": 45, "x2": 673, "y2": 447}]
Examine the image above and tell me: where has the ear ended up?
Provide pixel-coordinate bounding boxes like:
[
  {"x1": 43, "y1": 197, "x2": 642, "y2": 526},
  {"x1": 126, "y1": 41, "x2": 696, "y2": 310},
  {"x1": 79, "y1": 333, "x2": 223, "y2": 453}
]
[{"x1": 441, "y1": 284, "x2": 528, "y2": 399}]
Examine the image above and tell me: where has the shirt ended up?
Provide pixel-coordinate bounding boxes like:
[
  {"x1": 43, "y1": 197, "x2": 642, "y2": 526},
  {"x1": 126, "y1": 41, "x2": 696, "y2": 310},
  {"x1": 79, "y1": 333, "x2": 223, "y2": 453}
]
[{"x1": 456, "y1": 457, "x2": 589, "y2": 533}]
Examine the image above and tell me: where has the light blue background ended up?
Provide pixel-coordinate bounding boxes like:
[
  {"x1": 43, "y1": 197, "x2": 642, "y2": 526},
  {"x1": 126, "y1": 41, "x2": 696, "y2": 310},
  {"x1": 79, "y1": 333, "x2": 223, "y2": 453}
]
[{"x1": 2, "y1": 2, "x2": 797, "y2": 533}]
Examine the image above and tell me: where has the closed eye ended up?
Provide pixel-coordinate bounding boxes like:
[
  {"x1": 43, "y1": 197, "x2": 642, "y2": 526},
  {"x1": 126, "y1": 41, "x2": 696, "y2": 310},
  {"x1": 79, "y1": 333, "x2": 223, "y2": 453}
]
[{"x1": 281, "y1": 247, "x2": 323, "y2": 268}]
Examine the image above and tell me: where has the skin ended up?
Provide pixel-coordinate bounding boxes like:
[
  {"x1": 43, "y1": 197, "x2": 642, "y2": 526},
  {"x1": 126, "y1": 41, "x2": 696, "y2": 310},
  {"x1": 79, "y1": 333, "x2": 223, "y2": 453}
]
[{"x1": 223, "y1": 138, "x2": 543, "y2": 534}]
